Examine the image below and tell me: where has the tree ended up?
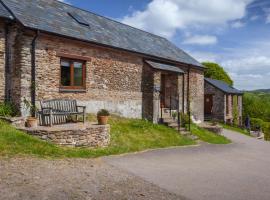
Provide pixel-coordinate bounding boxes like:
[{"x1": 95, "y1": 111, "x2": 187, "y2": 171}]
[{"x1": 202, "y1": 62, "x2": 234, "y2": 86}]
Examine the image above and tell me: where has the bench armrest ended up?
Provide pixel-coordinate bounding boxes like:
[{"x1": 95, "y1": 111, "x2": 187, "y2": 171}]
[{"x1": 77, "y1": 106, "x2": 86, "y2": 112}]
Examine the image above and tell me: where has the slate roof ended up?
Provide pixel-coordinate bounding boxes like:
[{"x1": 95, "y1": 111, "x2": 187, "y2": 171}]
[
  {"x1": 146, "y1": 61, "x2": 184, "y2": 74},
  {"x1": 205, "y1": 78, "x2": 243, "y2": 95},
  {"x1": 0, "y1": 0, "x2": 203, "y2": 68},
  {"x1": 0, "y1": 1, "x2": 13, "y2": 19}
]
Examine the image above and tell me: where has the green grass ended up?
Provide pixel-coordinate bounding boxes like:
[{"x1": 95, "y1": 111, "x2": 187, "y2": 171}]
[
  {"x1": 221, "y1": 124, "x2": 250, "y2": 136},
  {"x1": 0, "y1": 115, "x2": 195, "y2": 158},
  {"x1": 190, "y1": 124, "x2": 231, "y2": 144}
]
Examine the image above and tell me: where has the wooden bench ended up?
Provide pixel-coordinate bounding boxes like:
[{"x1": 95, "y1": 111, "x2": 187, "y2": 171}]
[{"x1": 38, "y1": 99, "x2": 86, "y2": 126}]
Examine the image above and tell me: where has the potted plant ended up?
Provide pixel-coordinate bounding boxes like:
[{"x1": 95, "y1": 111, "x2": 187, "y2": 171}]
[
  {"x1": 172, "y1": 111, "x2": 177, "y2": 121},
  {"x1": 23, "y1": 98, "x2": 38, "y2": 128},
  {"x1": 97, "y1": 109, "x2": 110, "y2": 125}
]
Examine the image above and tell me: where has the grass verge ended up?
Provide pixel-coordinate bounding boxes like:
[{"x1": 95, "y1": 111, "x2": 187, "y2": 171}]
[
  {"x1": 221, "y1": 124, "x2": 250, "y2": 136},
  {"x1": 190, "y1": 124, "x2": 231, "y2": 144},
  {"x1": 0, "y1": 116, "x2": 195, "y2": 158}
]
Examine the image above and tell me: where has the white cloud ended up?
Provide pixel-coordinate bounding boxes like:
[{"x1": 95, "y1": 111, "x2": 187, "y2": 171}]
[
  {"x1": 231, "y1": 21, "x2": 245, "y2": 28},
  {"x1": 189, "y1": 51, "x2": 218, "y2": 62},
  {"x1": 189, "y1": 40, "x2": 270, "y2": 90},
  {"x1": 183, "y1": 35, "x2": 217, "y2": 45},
  {"x1": 122, "y1": 0, "x2": 253, "y2": 38}
]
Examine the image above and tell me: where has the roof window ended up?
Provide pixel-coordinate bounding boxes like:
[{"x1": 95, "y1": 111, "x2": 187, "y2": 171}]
[{"x1": 68, "y1": 12, "x2": 89, "y2": 26}]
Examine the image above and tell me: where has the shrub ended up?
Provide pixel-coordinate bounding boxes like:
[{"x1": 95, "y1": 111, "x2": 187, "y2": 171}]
[
  {"x1": 97, "y1": 109, "x2": 110, "y2": 117},
  {"x1": 0, "y1": 102, "x2": 18, "y2": 117},
  {"x1": 262, "y1": 122, "x2": 270, "y2": 141},
  {"x1": 180, "y1": 113, "x2": 190, "y2": 127},
  {"x1": 250, "y1": 118, "x2": 264, "y2": 131}
]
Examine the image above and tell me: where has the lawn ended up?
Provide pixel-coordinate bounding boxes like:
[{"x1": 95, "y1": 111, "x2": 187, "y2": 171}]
[
  {"x1": 0, "y1": 116, "x2": 195, "y2": 158},
  {"x1": 190, "y1": 124, "x2": 231, "y2": 144},
  {"x1": 221, "y1": 124, "x2": 250, "y2": 136}
]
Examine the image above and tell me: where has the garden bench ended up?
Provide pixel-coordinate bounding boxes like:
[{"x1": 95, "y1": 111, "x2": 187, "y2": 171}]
[{"x1": 38, "y1": 99, "x2": 86, "y2": 126}]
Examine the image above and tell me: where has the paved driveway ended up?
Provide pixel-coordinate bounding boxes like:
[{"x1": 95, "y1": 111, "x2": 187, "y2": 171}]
[{"x1": 105, "y1": 130, "x2": 270, "y2": 200}]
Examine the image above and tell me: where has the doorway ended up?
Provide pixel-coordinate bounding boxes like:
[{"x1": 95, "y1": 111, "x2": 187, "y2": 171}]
[{"x1": 204, "y1": 94, "x2": 213, "y2": 115}]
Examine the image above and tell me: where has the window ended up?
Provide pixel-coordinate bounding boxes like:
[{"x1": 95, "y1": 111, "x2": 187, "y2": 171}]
[
  {"x1": 60, "y1": 58, "x2": 86, "y2": 90},
  {"x1": 68, "y1": 12, "x2": 89, "y2": 26}
]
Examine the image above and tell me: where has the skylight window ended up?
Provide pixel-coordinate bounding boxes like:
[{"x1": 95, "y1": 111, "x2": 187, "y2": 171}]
[{"x1": 68, "y1": 12, "x2": 89, "y2": 26}]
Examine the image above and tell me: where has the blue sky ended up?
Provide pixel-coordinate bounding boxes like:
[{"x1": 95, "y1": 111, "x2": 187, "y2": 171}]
[{"x1": 61, "y1": 0, "x2": 270, "y2": 90}]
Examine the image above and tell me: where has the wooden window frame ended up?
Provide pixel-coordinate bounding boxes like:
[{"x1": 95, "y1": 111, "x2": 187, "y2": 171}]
[{"x1": 60, "y1": 57, "x2": 86, "y2": 90}]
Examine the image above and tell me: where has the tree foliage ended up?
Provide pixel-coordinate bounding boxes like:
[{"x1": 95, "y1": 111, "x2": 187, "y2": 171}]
[
  {"x1": 202, "y1": 62, "x2": 233, "y2": 86},
  {"x1": 243, "y1": 92, "x2": 270, "y2": 122}
]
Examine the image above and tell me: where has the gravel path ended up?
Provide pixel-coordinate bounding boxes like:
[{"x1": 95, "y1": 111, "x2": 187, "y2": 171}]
[{"x1": 0, "y1": 157, "x2": 186, "y2": 200}]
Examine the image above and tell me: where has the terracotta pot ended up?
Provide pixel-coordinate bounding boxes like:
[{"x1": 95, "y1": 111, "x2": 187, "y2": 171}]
[
  {"x1": 97, "y1": 116, "x2": 109, "y2": 125},
  {"x1": 26, "y1": 117, "x2": 38, "y2": 128}
]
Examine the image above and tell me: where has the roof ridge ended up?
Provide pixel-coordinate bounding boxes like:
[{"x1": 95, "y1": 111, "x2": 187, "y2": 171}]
[{"x1": 55, "y1": 0, "x2": 166, "y2": 40}]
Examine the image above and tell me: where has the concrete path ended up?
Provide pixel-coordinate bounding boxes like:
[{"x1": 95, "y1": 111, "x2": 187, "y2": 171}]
[{"x1": 105, "y1": 130, "x2": 270, "y2": 200}]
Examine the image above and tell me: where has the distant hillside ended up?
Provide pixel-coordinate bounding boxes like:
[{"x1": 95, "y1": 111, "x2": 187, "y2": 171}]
[{"x1": 248, "y1": 89, "x2": 270, "y2": 93}]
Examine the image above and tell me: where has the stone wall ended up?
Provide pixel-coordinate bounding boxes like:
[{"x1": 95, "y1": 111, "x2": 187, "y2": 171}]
[
  {"x1": 205, "y1": 81, "x2": 225, "y2": 121},
  {"x1": 0, "y1": 22, "x2": 5, "y2": 102},
  {"x1": 20, "y1": 123, "x2": 110, "y2": 147},
  {"x1": 35, "y1": 34, "x2": 143, "y2": 118},
  {"x1": 189, "y1": 69, "x2": 204, "y2": 122}
]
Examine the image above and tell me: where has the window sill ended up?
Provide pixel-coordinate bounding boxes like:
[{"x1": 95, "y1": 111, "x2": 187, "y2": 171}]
[{"x1": 59, "y1": 88, "x2": 87, "y2": 93}]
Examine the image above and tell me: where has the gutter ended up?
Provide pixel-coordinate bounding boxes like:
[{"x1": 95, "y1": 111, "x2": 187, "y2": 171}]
[{"x1": 31, "y1": 30, "x2": 39, "y2": 117}]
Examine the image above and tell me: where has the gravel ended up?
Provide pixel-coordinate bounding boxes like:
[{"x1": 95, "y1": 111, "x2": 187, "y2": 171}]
[{"x1": 0, "y1": 157, "x2": 187, "y2": 200}]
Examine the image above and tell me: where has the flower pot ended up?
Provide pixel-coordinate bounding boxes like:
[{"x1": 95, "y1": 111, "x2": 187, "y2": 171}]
[
  {"x1": 97, "y1": 116, "x2": 109, "y2": 125},
  {"x1": 26, "y1": 117, "x2": 38, "y2": 128}
]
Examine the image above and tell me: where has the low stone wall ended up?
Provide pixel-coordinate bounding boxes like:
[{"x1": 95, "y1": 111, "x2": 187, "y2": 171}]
[{"x1": 19, "y1": 122, "x2": 110, "y2": 147}]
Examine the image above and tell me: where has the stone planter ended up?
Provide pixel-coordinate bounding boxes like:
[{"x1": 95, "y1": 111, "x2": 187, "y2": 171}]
[
  {"x1": 97, "y1": 116, "x2": 109, "y2": 125},
  {"x1": 26, "y1": 117, "x2": 38, "y2": 128}
]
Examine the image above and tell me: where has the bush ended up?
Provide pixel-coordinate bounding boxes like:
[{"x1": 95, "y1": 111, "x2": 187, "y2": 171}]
[
  {"x1": 0, "y1": 102, "x2": 17, "y2": 117},
  {"x1": 262, "y1": 122, "x2": 270, "y2": 141},
  {"x1": 180, "y1": 113, "x2": 190, "y2": 127},
  {"x1": 97, "y1": 109, "x2": 110, "y2": 117},
  {"x1": 250, "y1": 118, "x2": 264, "y2": 131}
]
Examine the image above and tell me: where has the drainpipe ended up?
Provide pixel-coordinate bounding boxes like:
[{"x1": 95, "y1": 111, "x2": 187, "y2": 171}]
[
  {"x1": 182, "y1": 73, "x2": 185, "y2": 113},
  {"x1": 31, "y1": 30, "x2": 39, "y2": 117},
  {"x1": 187, "y1": 68, "x2": 191, "y2": 131},
  {"x1": 4, "y1": 22, "x2": 11, "y2": 102}
]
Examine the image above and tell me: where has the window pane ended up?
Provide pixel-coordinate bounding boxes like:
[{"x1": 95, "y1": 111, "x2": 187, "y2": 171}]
[
  {"x1": 74, "y1": 62, "x2": 83, "y2": 86},
  {"x1": 61, "y1": 60, "x2": 71, "y2": 86}
]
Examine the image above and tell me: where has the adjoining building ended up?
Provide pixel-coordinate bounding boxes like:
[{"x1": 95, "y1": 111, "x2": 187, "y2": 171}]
[{"x1": 204, "y1": 78, "x2": 243, "y2": 125}]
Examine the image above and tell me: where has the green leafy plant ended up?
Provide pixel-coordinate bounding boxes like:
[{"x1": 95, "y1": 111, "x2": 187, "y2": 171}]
[
  {"x1": 97, "y1": 109, "x2": 110, "y2": 117},
  {"x1": 172, "y1": 111, "x2": 177, "y2": 120},
  {"x1": 0, "y1": 102, "x2": 18, "y2": 117},
  {"x1": 180, "y1": 112, "x2": 190, "y2": 127},
  {"x1": 202, "y1": 62, "x2": 234, "y2": 86},
  {"x1": 23, "y1": 98, "x2": 38, "y2": 116}
]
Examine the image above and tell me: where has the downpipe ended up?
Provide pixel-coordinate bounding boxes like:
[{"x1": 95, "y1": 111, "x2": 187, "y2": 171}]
[{"x1": 31, "y1": 30, "x2": 39, "y2": 117}]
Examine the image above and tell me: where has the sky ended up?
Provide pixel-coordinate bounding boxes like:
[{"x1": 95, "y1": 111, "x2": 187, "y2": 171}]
[{"x1": 60, "y1": 0, "x2": 270, "y2": 90}]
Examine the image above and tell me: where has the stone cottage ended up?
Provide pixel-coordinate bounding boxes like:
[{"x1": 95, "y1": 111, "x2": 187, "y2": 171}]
[
  {"x1": 204, "y1": 78, "x2": 243, "y2": 125},
  {"x1": 0, "y1": 0, "x2": 204, "y2": 123}
]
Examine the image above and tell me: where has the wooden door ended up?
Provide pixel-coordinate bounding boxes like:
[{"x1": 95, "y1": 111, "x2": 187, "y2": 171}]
[{"x1": 204, "y1": 94, "x2": 213, "y2": 115}]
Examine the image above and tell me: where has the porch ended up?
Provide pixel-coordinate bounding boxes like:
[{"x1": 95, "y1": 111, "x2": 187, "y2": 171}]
[{"x1": 144, "y1": 61, "x2": 189, "y2": 129}]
